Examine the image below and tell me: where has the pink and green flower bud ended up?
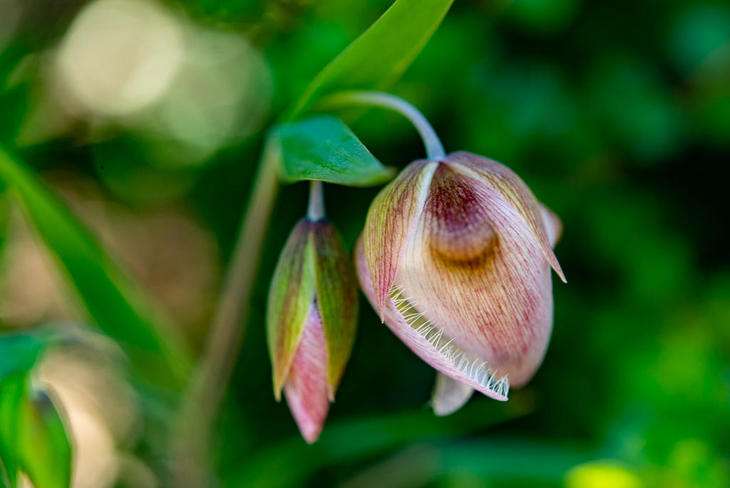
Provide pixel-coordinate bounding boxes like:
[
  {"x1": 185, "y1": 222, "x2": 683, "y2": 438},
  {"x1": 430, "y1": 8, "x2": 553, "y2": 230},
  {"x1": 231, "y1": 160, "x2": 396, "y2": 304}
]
[
  {"x1": 356, "y1": 151, "x2": 565, "y2": 409},
  {"x1": 267, "y1": 218, "x2": 357, "y2": 442}
]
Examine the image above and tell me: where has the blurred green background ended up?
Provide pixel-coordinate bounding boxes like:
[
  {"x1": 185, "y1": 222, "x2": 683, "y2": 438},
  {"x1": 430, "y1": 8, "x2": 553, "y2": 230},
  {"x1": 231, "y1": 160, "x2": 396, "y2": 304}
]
[{"x1": 0, "y1": 0, "x2": 729, "y2": 487}]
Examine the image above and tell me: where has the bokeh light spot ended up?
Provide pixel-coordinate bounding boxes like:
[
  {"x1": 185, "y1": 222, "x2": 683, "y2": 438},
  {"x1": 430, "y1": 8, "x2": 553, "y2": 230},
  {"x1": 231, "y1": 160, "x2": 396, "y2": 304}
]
[{"x1": 56, "y1": 0, "x2": 184, "y2": 116}]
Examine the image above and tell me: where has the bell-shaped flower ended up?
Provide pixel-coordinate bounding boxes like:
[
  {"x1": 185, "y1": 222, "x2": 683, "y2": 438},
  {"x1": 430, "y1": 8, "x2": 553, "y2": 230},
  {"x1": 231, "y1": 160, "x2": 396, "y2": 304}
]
[
  {"x1": 267, "y1": 218, "x2": 357, "y2": 442},
  {"x1": 356, "y1": 151, "x2": 565, "y2": 409}
]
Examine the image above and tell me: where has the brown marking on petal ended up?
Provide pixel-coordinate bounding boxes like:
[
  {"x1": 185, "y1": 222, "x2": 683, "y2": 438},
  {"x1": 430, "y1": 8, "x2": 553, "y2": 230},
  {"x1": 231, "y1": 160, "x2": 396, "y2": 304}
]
[
  {"x1": 426, "y1": 164, "x2": 498, "y2": 264},
  {"x1": 445, "y1": 152, "x2": 566, "y2": 283},
  {"x1": 395, "y1": 162, "x2": 555, "y2": 386}
]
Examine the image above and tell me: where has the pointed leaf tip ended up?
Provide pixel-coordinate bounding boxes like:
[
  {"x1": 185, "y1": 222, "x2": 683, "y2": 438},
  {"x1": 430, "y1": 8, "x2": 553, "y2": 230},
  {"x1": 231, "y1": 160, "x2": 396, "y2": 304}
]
[
  {"x1": 287, "y1": 0, "x2": 456, "y2": 118},
  {"x1": 272, "y1": 116, "x2": 393, "y2": 187}
]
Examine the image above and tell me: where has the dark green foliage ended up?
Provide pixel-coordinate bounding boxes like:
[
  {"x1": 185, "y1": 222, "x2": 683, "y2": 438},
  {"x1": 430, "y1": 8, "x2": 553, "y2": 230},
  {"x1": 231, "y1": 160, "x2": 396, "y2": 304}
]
[
  {"x1": 0, "y1": 332, "x2": 71, "y2": 488},
  {"x1": 0, "y1": 0, "x2": 728, "y2": 487}
]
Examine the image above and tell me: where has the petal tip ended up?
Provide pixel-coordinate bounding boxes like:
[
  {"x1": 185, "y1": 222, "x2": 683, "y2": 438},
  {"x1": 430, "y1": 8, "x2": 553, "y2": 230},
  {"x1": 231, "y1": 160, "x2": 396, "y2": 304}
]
[
  {"x1": 272, "y1": 370, "x2": 287, "y2": 402},
  {"x1": 301, "y1": 428, "x2": 322, "y2": 444},
  {"x1": 431, "y1": 373, "x2": 474, "y2": 416},
  {"x1": 287, "y1": 396, "x2": 326, "y2": 444},
  {"x1": 553, "y1": 261, "x2": 567, "y2": 283}
]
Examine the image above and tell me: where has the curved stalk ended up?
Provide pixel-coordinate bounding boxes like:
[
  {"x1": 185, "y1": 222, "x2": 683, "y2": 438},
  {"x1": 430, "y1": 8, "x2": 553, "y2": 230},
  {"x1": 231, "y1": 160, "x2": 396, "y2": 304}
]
[
  {"x1": 171, "y1": 144, "x2": 280, "y2": 487},
  {"x1": 318, "y1": 91, "x2": 446, "y2": 160}
]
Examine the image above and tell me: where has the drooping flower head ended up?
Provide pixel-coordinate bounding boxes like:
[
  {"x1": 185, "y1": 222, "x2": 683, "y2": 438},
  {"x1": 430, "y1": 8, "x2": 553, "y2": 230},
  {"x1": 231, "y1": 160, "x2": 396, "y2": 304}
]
[
  {"x1": 267, "y1": 218, "x2": 357, "y2": 442},
  {"x1": 356, "y1": 151, "x2": 565, "y2": 406}
]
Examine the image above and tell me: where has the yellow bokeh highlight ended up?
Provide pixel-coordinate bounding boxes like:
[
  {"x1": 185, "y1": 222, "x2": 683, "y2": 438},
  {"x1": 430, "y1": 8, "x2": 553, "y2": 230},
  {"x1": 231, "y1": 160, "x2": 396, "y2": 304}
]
[{"x1": 565, "y1": 462, "x2": 643, "y2": 488}]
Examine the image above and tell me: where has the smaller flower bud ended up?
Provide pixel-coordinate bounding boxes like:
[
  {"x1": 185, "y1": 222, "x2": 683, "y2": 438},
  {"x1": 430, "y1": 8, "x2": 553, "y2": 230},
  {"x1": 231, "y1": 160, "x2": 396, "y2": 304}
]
[{"x1": 267, "y1": 218, "x2": 357, "y2": 443}]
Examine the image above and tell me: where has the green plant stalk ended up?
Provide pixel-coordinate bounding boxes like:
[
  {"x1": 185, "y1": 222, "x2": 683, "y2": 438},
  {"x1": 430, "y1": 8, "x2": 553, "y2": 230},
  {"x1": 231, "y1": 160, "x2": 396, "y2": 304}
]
[
  {"x1": 171, "y1": 144, "x2": 280, "y2": 487},
  {"x1": 318, "y1": 90, "x2": 446, "y2": 159},
  {"x1": 307, "y1": 181, "x2": 325, "y2": 220}
]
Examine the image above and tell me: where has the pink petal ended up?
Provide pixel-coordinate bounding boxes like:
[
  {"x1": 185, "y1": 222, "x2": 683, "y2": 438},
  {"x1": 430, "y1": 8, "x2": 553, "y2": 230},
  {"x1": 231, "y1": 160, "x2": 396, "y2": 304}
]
[
  {"x1": 432, "y1": 373, "x2": 474, "y2": 416},
  {"x1": 448, "y1": 152, "x2": 566, "y2": 282},
  {"x1": 283, "y1": 306, "x2": 330, "y2": 443},
  {"x1": 356, "y1": 238, "x2": 509, "y2": 401},
  {"x1": 540, "y1": 203, "x2": 563, "y2": 248},
  {"x1": 396, "y1": 162, "x2": 554, "y2": 386},
  {"x1": 363, "y1": 160, "x2": 438, "y2": 319}
]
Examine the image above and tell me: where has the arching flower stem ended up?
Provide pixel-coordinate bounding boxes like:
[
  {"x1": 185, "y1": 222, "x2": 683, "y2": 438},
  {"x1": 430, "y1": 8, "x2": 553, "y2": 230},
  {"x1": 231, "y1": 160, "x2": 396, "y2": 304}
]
[{"x1": 319, "y1": 90, "x2": 446, "y2": 160}]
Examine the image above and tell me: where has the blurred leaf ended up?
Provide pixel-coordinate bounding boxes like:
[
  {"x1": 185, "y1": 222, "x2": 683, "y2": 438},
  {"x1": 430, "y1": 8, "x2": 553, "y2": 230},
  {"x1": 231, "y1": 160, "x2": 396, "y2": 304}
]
[
  {"x1": 272, "y1": 116, "x2": 393, "y2": 186},
  {"x1": 668, "y1": 5, "x2": 730, "y2": 75},
  {"x1": 0, "y1": 148, "x2": 190, "y2": 390},
  {"x1": 18, "y1": 389, "x2": 72, "y2": 488},
  {"x1": 0, "y1": 332, "x2": 70, "y2": 488},
  {"x1": 0, "y1": 376, "x2": 23, "y2": 488},
  {"x1": 502, "y1": 0, "x2": 580, "y2": 34},
  {"x1": 229, "y1": 396, "x2": 533, "y2": 487},
  {"x1": 340, "y1": 439, "x2": 592, "y2": 488},
  {"x1": 287, "y1": 0, "x2": 455, "y2": 118},
  {"x1": 439, "y1": 440, "x2": 591, "y2": 483},
  {"x1": 0, "y1": 377, "x2": 71, "y2": 488},
  {"x1": 0, "y1": 461, "x2": 11, "y2": 488},
  {"x1": 0, "y1": 332, "x2": 53, "y2": 382}
]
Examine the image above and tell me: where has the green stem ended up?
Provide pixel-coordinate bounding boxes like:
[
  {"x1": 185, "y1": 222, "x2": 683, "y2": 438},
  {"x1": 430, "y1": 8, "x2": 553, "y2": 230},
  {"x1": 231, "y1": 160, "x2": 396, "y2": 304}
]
[
  {"x1": 307, "y1": 181, "x2": 325, "y2": 220},
  {"x1": 318, "y1": 91, "x2": 446, "y2": 160},
  {"x1": 171, "y1": 143, "x2": 280, "y2": 487}
]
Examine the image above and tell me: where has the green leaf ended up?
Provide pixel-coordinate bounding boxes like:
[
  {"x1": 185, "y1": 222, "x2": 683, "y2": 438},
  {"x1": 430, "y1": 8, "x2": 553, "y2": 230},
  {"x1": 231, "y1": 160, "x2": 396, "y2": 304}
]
[
  {"x1": 272, "y1": 116, "x2": 394, "y2": 186},
  {"x1": 0, "y1": 148, "x2": 190, "y2": 390},
  {"x1": 0, "y1": 333, "x2": 49, "y2": 382},
  {"x1": 0, "y1": 377, "x2": 72, "y2": 488},
  {"x1": 0, "y1": 459, "x2": 12, "y2": 488},
  {"x1": 0, "y1": 333, "x2": 72, "y2": 488},
  {"x1": 18, "y1": 389, "x2": 72, "y2": 488},
  {"x1": 229, "y1": 393, "x2": 535, "y2": 488},
  {"x1": 0, "y1": 376, "x2": 24, "y2": 488},
  {"x1": 287, "y1": 0, "x2": 455, "y2": 119},
  {"x1": 0, "y1": 332, "x2": 58, "y2": 488}
]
